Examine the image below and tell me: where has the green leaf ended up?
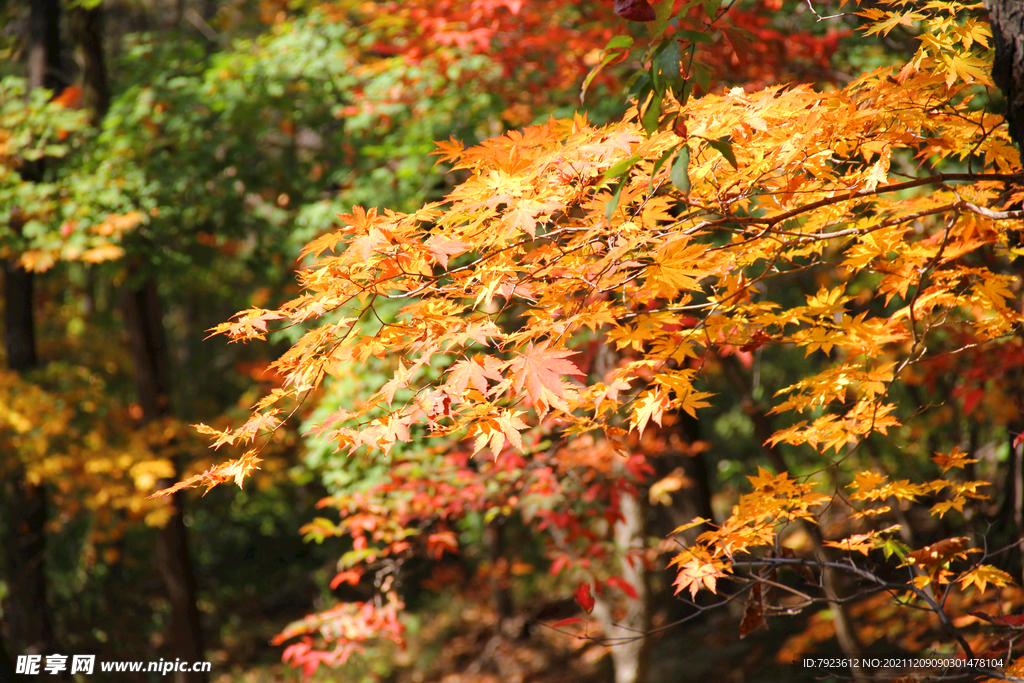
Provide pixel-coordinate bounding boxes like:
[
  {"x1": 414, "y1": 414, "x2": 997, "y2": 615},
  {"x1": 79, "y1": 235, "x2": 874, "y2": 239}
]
[
  {"x1": 602, "y1": 153, "x2": 642, "y2": 183},
  {"x1": 581, "y1": 36, "x2": 634, "y2": 102},
  {"x1": 706, "y1": 137, "x2": 738, "y2": 169},
  {"x1": 629, "y1": 72, "x2": 652, "y2": 100},
  {"x1": 641, "y1": 93, "x2": 663, "y2": 136},
  {"x1": 649, "y1": 38, "x2": 671, "y2": 63},
  {"x1": 694, "y1": 63, "x2": 712, "y2": 91},
  {"x1": 605, "y1": 177, "x2": 628, "y2": 220},
  {"x1": 652, "y1": 0, "x2": 676, "y2": 38},
  {"x1": 656, "y1": 40, "x2": 683, "y2": 94},
  {"x1": 670, "y1": 146, "x2": 691, "y2": 194},
  {"x1": 877, "y1": 538, "x2": 910, "y2": 562},
  {"x1": 675, "y1": 29, "x2": 713, "y2": 45},
  {"x1": 676, "y1": 80, "x2": 693, "y2": 107},
  {"x1": 649, "y1": 145, "x2": 679, "y2": 192},
  {"x1": 649, "y1": 41, "x2": 670, "y2": 92},
  {"x1": 703, "y1": 0, "x2": 721, "y2": 19},
  {"x1": 606, "y1": 35, "x2": 635, "y2": 52},
  {"x1": 604, "y1": 150, "x2": 639, "y2": 217}
]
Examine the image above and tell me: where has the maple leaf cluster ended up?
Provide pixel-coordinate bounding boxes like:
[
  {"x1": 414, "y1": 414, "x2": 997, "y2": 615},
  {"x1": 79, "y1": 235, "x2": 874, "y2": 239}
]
[{"x1": 299, "y1": 0, "x2": 849, "y2": 126}]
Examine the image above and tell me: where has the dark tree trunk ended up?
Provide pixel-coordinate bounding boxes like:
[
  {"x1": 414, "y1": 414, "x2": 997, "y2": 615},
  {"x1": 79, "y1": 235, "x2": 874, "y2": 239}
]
[
  {"x1": 718, "y1": 353, "x2": 867, "y2": 680},
  {"x1": 69, "y1": 5, "x2": 111, "y2": 126},
  {"x1": 155, "y1": 491, "x2": 206, "y2": 683},
  {"x1": 122, "y1": 275, "x2": 207, "y2": 683},
  {"x1": 0, "y1": 474, "x2": 52, "y2": 658},
  {"x1": 3, "y1": 265, "x2": 36, "y2": 372},
  {"x1": 27, "y1": 0, "x2": 62, "y2": 93},
  {"x1": 6, "y1": 0, "x2": 62, "y2": 370},
  {"x1": 123, "y1": 278, "x2": 172, "y2": 419},
  {"x1": 487, "y1": 520, "x2": 514, "y2": 632},
  {"x1": 0, "y1": 0, "x2": 63, "y2": 669},
  {"x1": 669, "y1": 411, "x2": 715, "y2": 536},
  {"x1": 986, "y1": 0, "x2": 1024, "y2": 152},
  {"x1": 0, "y1": 632, "x2": 19, "y2": 683},
  {"x1": 985, "y1": 2, "x2": 1024, "y2": 567}
]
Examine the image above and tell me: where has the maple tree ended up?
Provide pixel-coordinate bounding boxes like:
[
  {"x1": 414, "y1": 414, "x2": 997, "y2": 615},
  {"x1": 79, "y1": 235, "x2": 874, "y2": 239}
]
[
  {"x1": 283, "y1": 0, "x2": 850, "y2": 129},
  {"x1": 167, "y1": 0, "x2": 1024, "y2": 678}
]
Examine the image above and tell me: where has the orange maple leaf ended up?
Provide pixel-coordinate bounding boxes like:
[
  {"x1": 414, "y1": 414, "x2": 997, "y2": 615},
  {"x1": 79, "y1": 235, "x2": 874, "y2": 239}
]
[
  {"x1": 907, "y1": 537, "x2": 975, "y2": 569},
  {"x1": 445, "y1": 356, "x2": 504, "y2": 397},
  {"x1": 932, "y1": 446, "x2": 979, "y2": 472},
  {"x1": 380, "y1": 361, "x2": 413, "y2": 406},
  {"x1": 631, "y1": 389, "x2": 668, "y2": 436},
  {"x1": 672, "y1": 556, "x2": 724, "y2": 599},
  {"x1": 496, "y1": 411, "x2": 528, "y2": 452},
  {"x1": 507, "y1": 342, "x2": 583, "y2": 405},
  {"x1": 351, "y1": 227, "x2": 389, "y2": 261},
  {"x1": 148, "y1": 451, "x2": 263, "y2": 498},
  {"x1": 593, "y1": 376, "x2": 632, "y2": 415},
  {"x1": 424, "y1": 235, "x2": 469, "y2": 269},
  {"x1": 300, "y1": 231, "x2": 342, "y2": 260}
]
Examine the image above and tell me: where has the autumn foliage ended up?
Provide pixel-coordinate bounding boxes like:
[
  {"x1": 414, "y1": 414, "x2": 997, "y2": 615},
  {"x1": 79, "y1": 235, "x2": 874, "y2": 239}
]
[{"x1": 165, "y1": 0, "x2": 1024, "y2": 677}]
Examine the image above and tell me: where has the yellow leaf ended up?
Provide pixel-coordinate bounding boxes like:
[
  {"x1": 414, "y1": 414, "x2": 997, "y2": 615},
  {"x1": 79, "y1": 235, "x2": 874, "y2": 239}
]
[
  {"x1": 81, "y1": 244, "x2": 125, "y2": 264},
  {"x1": 957, "y1": 565, "x2": 1014, "y2": 593},
  {"x1": 19, "y1": 250, "x2": 56, "y2": 272}
]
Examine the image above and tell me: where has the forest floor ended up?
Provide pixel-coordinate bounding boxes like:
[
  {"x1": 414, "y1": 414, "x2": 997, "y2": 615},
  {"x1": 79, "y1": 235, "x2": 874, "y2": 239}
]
[
  {"x1": 212, "y1": 591, "x2": 824, "y2": 683},
  {"x1": 211, "y1": 574, "x2": 1024, "y2": 683}
]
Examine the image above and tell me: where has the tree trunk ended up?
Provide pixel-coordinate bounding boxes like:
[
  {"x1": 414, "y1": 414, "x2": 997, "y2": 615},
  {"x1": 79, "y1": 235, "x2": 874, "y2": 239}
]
[
  {"x1": 593, "y1": 489, "x2": 650, "y2": 683},
  {"x1": 0, "y1": 631, "x2": 19, "y2": 683},
  {"x1": 0, "y1": 474, "x2": 52, "y2": 658},
  {"x1": 155, "y1": 491, "x2": 206, "y2": 683},
  {"x1": 0, "y1": 0, "x2": 62, "y2": 668},
  {"x1": 986, "y1": 0, "x2": 1024, "y2": 152},
  {"x1": 27, "y1": 0, "x2": 62, "y2": 94},
  {"x1": 69, "y1": 5, "x2": 111, "y2": 127},
  {"x1": 588, "y1": 340, "x2": 650, "y2": 683},
  {"x1": 123, "y1": 277, "x2": 172, "y2": 419},
  {"x1": 719, "y1": 354, "x2": 868, "y2": 680},
  {"x1": 487, "y1": 520, "x2": 514, "y2": 634},
  {"x1": 122, "y1": 275, "x2": 207, "y2": 683},
  {"x1": 3, "y1": 264, "x2": 36, "y2": 373},
  {"x1": 985, "y1": 2, "x2": 1024, "y2": 574}
]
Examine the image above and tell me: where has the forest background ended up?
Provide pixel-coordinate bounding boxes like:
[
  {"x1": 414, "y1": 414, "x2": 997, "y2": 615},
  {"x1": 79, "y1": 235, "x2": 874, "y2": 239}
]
[{"x1": 4, "y1": 0, "x2": 1024, "y2": 682}]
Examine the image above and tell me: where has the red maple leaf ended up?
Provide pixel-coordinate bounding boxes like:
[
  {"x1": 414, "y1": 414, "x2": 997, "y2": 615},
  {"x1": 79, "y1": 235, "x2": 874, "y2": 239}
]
[
  {"x1": 574, "y1": 582, "x2": 595, "y2": 614},
  {"x1": 606, "y1": 575, "x2": 639, "y2": 599},
  {"x1": 330, "y1": 570, "x2": 363, "y2": 589},
  {"x1": 614, "y1": 0, "x2": 656, "y2": 21}
]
